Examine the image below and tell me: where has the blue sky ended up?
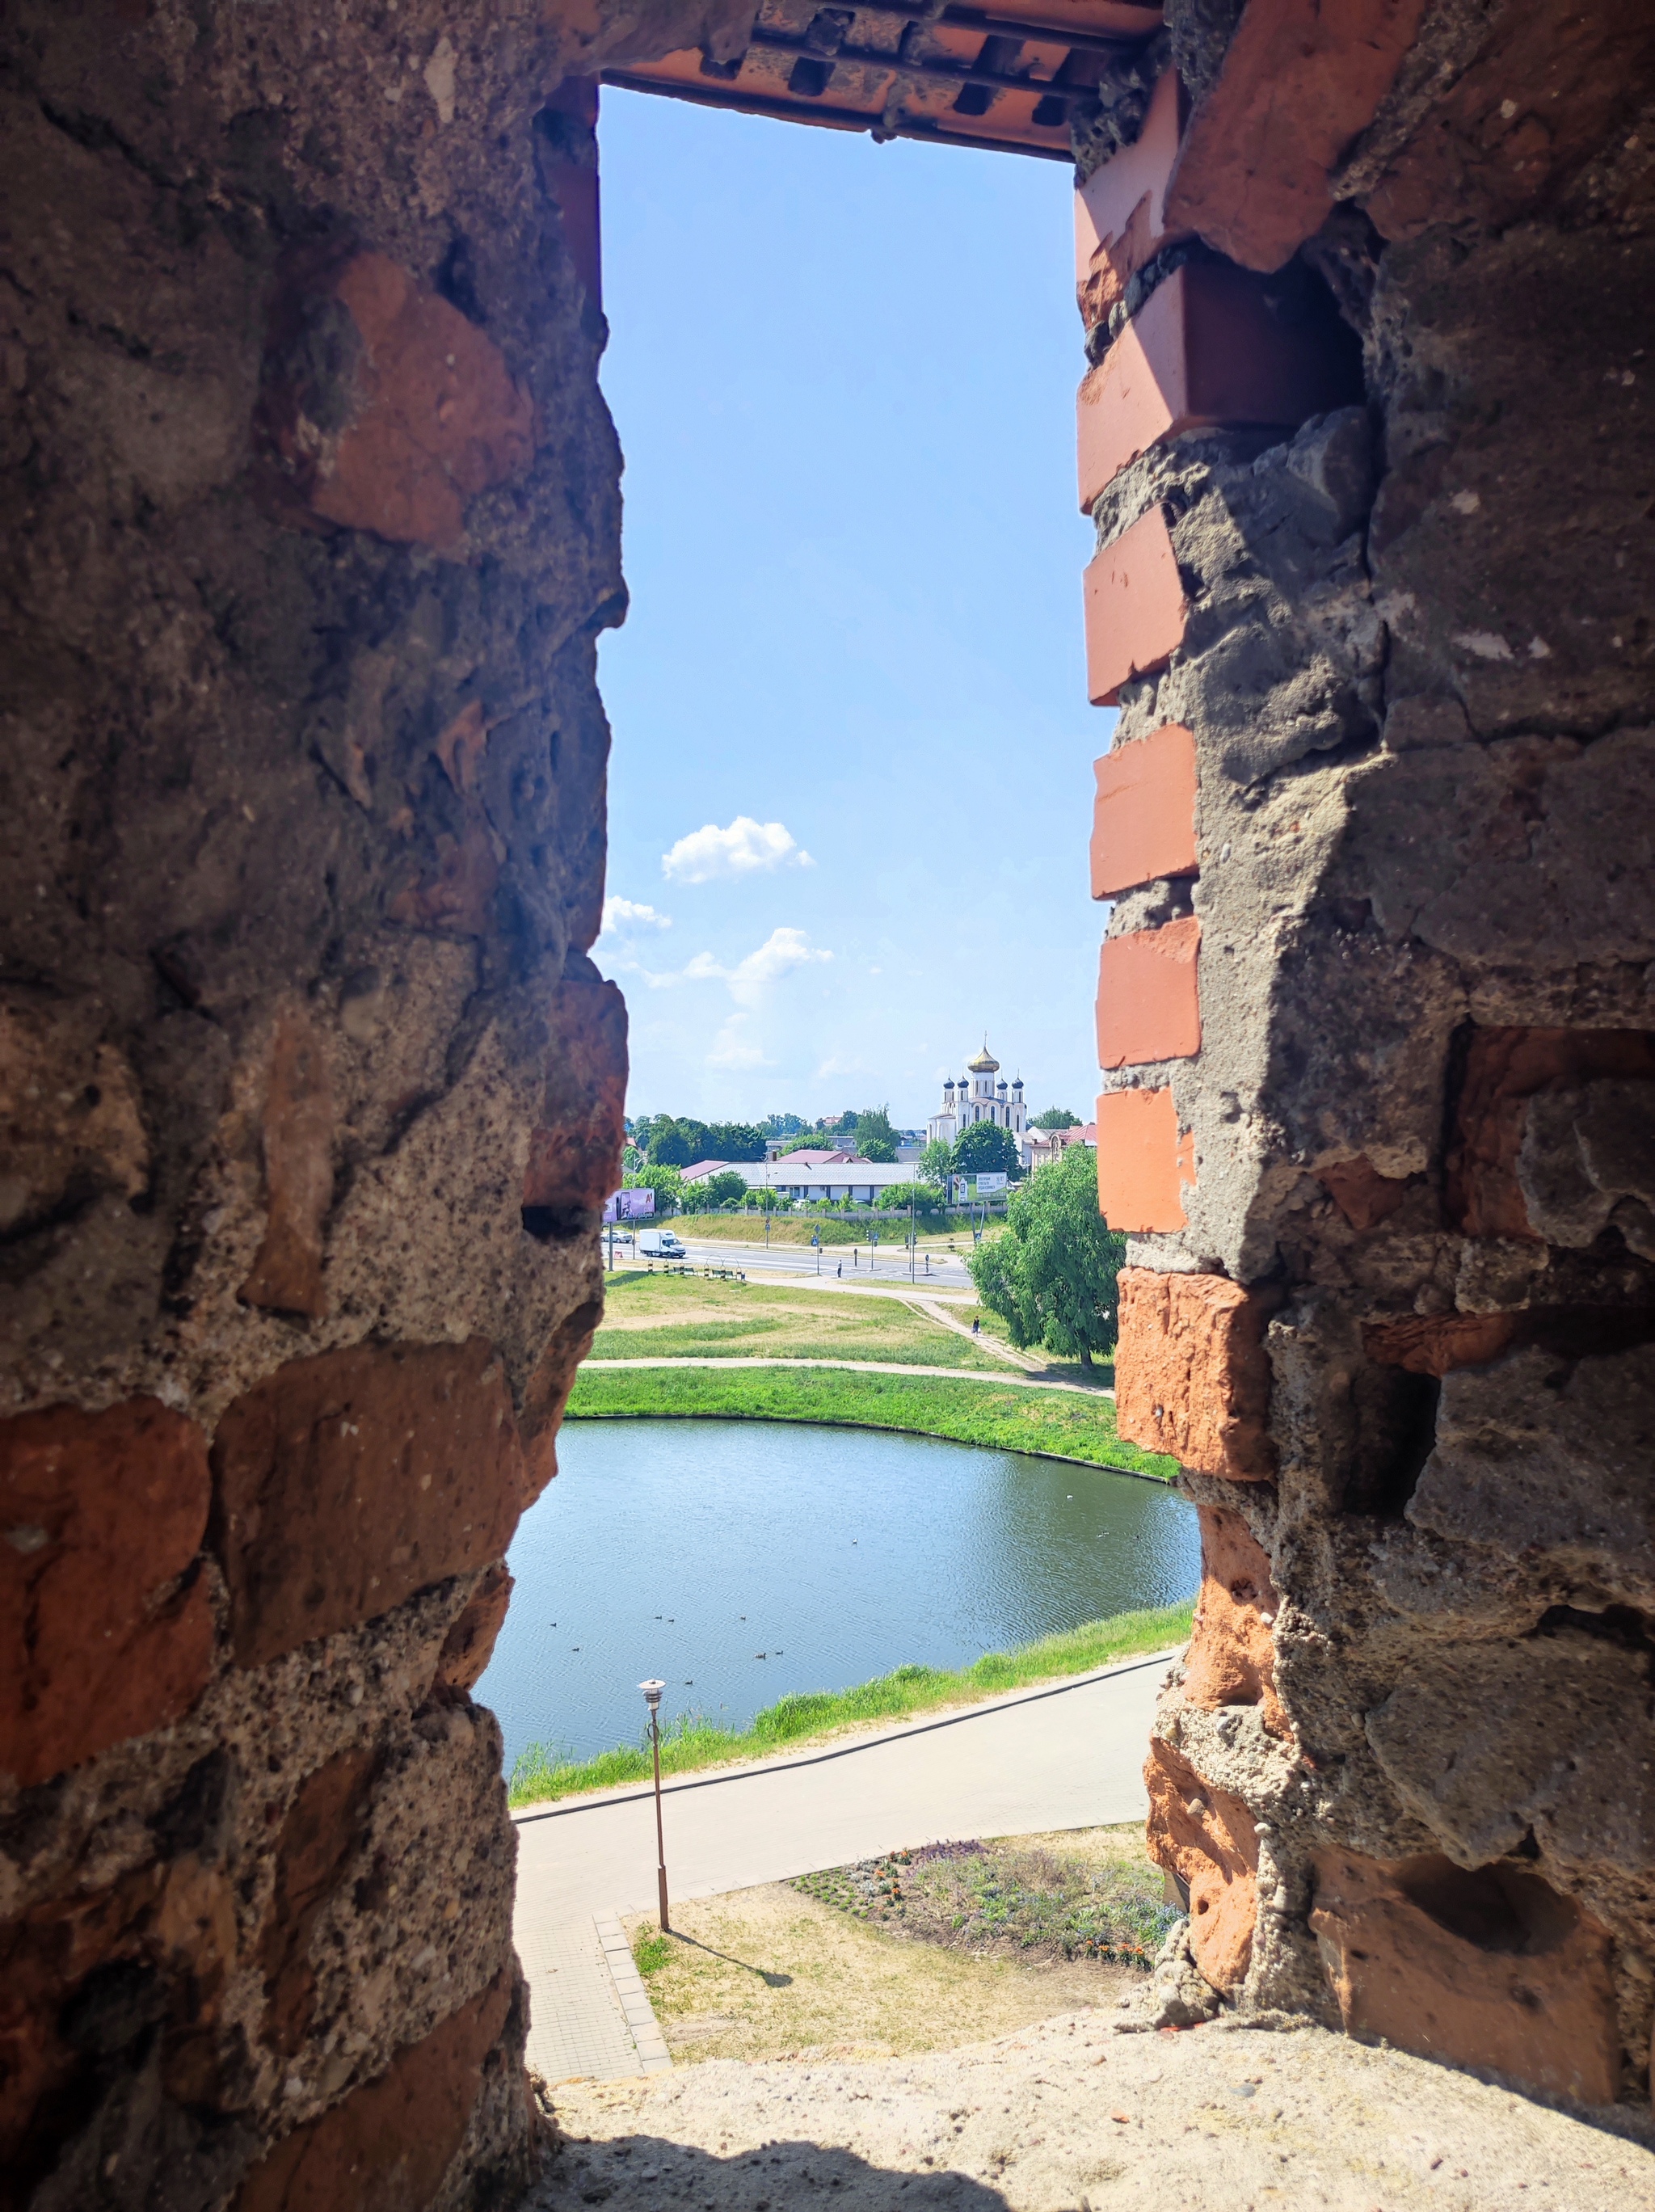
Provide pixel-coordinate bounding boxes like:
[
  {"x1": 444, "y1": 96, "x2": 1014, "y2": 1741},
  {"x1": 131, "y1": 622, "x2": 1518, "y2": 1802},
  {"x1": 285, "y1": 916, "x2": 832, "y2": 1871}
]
[{"x1": 592, "y1": 88, "x2": 1114, "y2": 1131}]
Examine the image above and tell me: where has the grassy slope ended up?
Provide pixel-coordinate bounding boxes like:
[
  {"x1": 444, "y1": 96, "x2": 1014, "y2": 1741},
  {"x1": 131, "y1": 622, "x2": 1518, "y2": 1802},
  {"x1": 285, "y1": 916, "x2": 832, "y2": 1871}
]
[
  {"x1": 589, "y1": 1270, "x2": 1006, "y2": 1371},
  {"x1": 508, "y1": 1599, "x2": 1192, "y2": 1809},
  {"x1": 565, "y1": 1363, "x2": 1169, "y2": 1476}
]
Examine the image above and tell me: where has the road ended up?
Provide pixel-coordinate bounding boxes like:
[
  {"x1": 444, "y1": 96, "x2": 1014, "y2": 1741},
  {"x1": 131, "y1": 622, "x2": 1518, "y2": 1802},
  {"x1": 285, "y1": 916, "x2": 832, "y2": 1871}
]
[
  {"x1": 616, "y1": 1234, "x2": 979, "y2": 1290},
  {"x1": 512, "y1": 1649, "x2": 1173, "y2": 1931}
]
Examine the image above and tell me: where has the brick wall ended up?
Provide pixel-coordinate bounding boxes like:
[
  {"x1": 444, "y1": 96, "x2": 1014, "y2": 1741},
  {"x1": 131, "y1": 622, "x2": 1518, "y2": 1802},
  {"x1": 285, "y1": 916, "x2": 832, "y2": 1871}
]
[
  {"x1": 0, "y1": 4, "x2": 731, "y2": 2202},
  {"x1": 1083, "y1": 2, "x2": 1655, "y2": 2110}
]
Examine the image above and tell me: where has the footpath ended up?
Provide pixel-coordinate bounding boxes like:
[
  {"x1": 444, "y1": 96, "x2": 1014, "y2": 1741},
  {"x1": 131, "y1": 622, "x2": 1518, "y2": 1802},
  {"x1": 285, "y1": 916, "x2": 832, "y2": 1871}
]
[{"x1": 512, "y1": 1650, "x2": 1172, "y2": 2084}]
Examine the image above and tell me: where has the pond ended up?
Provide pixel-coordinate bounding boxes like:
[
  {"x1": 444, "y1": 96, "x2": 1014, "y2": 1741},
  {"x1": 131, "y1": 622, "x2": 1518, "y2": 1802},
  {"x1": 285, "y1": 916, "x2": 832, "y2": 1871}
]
[{"x1": 475, "y1": 1419, "x2": 1199, "y2": 1774}]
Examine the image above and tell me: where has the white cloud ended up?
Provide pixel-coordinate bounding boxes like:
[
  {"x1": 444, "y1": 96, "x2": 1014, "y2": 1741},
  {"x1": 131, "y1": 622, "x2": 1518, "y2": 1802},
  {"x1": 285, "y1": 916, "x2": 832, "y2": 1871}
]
[
  {"x1": 707, "y1": 1015, "x2": 768, "y2": 1069},
  {"x1": 657, "y1": 927, "x2": 830, "y2": 1004},
  {"x1": 600, "y1": 895, "x2": 672, "y2": 933},
  {"x1": 661, "y1": 815, "x2": 815, "y2": 883}
]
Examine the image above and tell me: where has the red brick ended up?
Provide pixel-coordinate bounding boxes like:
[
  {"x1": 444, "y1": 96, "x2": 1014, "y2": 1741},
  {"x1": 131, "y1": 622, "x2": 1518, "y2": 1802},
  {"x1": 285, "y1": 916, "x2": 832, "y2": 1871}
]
[
  {"x1": 261, "y1": 1749, "x2": 380, "y2": 2057},
  {"x1": 1076, "y1": 259, "x2": 1362, "y2": 511},
  {"x1": 1363, "y1": 1312, "x2": 1519, "y2": 1376},
  {"x1": 1317, "y1": 1153, "x2": 1410, "y2": 1232},
  {"x1": 1114, "y1": 1267, "x2": 1277, "y2": 1479},
  {"x1": 1073, "y1": 66, "x2": 1188, "y2": 330},
  {"x1": 234, "y1": 1968, "x2": 516, "y2": 2212},
  {"x1": 1183, "y1": 1505, "x2": 1287, "y2": 1737},
  {"x1": 1090, "y1": 723, "x2": 1198, "y2": 898},
  {"x1": 1, "y1": 1399, "x2": 213, "y2": 1789},
  {"x1": 1144, "y1": 1736, "x2": 1258, "y2": 1992},
  {"x1": 1097, "y1": 916, "x2": 1202, "y2": 1071},
  {"x1": 210, "y1": 1339, "x2": 525, "y2": 1670},
  {"x1": 240, "y1": 1006, "x2": 334, "y2": 1321},
  {"x1": 1084, "y1": 504, "x2": 1186, "y2": 706},
  {"x1": 1311, "y1": 1848, "x2": 1621, "y2": 2105},
  {"x1": 1445, "y1": 1026, "x2": 1655, "y2": 1239},
  {"x1": 1094, "y1": 1088, "x2": 1194, "y2": 1233},
  {"x1": 258, "y1": 251, "x2": 536, "y2": 550},
  {"x1": 1164, "y1": 0, "x2": 1427, "y2": 272}
]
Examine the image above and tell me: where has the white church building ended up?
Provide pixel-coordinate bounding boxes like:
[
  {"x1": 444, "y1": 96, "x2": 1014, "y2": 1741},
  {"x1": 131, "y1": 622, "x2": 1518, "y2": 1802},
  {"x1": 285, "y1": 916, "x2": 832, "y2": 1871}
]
[{"x1": 926, "y1": 1043, "x2": 1027, "y2": 1149}]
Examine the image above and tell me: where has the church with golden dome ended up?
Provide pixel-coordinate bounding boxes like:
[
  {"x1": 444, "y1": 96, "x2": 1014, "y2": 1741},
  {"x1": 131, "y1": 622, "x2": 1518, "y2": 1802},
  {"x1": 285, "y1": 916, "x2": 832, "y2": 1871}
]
[{"x1": 926, "y1": 1042, "x2": 1027, "y2": 1150}]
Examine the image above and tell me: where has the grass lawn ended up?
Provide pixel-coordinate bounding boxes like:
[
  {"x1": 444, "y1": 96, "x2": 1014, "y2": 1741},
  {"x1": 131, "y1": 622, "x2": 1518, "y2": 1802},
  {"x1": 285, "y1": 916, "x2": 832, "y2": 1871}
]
[
  {"x1": 565, "y1": 1363, "x2": 1165, "y2": 1475},
  {"x1": 588, "y1": 1270, "x2": 1005, "y2": 1371},
  {"x1": 507, "y1": 1599, "x2": 1190, "y2": 1808},
  {"x1": 619, "y1": 1834, "x2": 1160, "y2": 2066}
]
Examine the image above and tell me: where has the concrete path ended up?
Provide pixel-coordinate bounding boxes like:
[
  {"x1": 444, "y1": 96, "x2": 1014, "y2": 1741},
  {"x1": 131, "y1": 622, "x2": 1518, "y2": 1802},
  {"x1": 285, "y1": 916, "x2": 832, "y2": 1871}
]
[
  {"x1": 581, "y1": 1355, "x2": 1114, "y2": 1399},
  {"x1": 513, "y1": 1649, "x2": 1173, "y2": 1940}
]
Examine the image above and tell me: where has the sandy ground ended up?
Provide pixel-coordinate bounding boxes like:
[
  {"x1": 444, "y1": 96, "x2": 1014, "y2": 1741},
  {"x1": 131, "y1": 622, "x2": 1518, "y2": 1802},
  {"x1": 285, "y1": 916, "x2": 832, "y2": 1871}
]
[
  {"x1": 618, "y1": 1881, "x2": 1141, "y2": 2069},
  {"x1": 533, "y1": 2009, "x2": 1655, "y2": 2211}
]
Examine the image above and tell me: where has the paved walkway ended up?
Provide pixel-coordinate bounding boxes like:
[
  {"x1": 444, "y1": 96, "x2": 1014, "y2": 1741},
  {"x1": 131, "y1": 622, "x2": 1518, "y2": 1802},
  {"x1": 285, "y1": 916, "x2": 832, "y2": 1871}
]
[
  {"x1": 512, "y1": 1650, "x2": 1175, "y2": 2079},
  {"x1": 582, "y1": 1355, "x2": 1114, "y2": 1399}
]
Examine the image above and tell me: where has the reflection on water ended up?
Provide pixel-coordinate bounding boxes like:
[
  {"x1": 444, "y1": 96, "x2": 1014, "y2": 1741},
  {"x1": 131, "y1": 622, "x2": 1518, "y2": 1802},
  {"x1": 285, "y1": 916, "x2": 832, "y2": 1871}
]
[{"x1": 476, "y1": 1418, "x2": 1198, "y2": 1772}]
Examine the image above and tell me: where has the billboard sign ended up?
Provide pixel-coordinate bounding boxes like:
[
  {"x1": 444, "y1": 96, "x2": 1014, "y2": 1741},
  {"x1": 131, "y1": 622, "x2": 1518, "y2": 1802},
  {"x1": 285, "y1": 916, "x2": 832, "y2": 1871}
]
[
  {"x1": 974, "y1": 1172, "x2": 1009, "y2": 1195},
  {"x1": 950, "y1": 1175, "x2": 969, "y2": 1204},
  {"x1": 603, "y1": 1186, "x2": 656, "y2": 1223}
]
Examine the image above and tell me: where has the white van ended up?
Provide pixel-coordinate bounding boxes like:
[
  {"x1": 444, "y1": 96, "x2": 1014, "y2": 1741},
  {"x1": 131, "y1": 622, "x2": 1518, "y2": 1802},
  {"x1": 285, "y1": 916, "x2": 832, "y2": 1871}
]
[{"x1": 638, "y1": 1228, "x2": 687, "y2": 1258}]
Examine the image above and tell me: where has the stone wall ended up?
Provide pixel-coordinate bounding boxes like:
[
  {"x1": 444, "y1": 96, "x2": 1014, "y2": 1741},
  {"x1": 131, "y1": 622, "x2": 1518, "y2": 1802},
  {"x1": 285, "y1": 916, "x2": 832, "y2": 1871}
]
[
  {"x1": 0, "y1": 4, "x2": 742, "y2": 2204},
  {"x1": 1080, "y1": 0, "x2": 1655, "y2": 2109}
]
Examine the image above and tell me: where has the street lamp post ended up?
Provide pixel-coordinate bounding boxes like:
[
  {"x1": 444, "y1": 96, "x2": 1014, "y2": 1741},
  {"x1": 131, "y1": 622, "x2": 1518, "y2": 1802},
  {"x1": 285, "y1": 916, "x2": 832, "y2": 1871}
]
[{"x1": 638, "y1": 1678, "x2": 670, "y2": 1931}]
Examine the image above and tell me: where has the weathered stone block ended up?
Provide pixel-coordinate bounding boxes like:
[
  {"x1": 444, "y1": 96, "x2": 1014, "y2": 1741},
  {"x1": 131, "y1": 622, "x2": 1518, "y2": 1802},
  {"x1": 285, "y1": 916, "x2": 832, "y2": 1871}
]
[
  {"x1": 211, "y1": 1340, "x2": 524, "y2": 1669},
  {"x1": 1115, "y1": 1268, "x2": 1275, "y2": 1478},
  {"x1": 1143, "y1": 1735, "x2": 1259, "y2": 1992},
  {"x1": 257, "y1": 251, "x2": 537, "y2": 551},
  {"x1": 1406, "y1": 1343, "x2": 1655, "y2": 1612},
  {"x1": 523, "y1": 971, "x2": 630, "y2": 1239},
  {"x1": 1367, "y1": 1627, "x2": 1655, "y2": 1875},
  {"x1": 1183, "y1": 1505, "x2": 1287, "y2": 1736},
  {"x1": 1094, "y1": 1089, "x2": 1194, "y2": 1233},
  {"x1": 1090, "y1": 723, "x2": 1198, "y2": 899},
  {"x1": 232, "y1": 1966, "x2": 516, "y2": 2212},
  {"x1": 1446, "y1": 1027, "x2": 1655, "y2": 1241},
  {"x1": 1, "y1": 1399, "x2": 213, "y2": 1789},
  {"x1": 0, "y1": 994, "x2": 149, "y2": 1241},
  {"x1": 1097, "y1": 916, "x2": 1202, "y2": 1070},
  {"x1": 434, "y1": 1565, "x2": 514, "y2": 1694},
  {"x1": 239, "y1": 1006, "x2": 335, "y2": 1321},
  {"x1": 1084, "y1": 504, "x2": 1187, "y2": 706},
  {"x1": 1310, "y1": 1848, "x2": 1620, "y2": 2105}
]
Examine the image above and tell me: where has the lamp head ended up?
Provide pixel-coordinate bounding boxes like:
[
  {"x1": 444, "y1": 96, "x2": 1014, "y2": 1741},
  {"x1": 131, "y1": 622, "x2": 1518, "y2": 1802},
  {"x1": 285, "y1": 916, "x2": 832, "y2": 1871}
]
[{"x1": 638, "y1": 1678, "x2": 666, "y2": 1709}]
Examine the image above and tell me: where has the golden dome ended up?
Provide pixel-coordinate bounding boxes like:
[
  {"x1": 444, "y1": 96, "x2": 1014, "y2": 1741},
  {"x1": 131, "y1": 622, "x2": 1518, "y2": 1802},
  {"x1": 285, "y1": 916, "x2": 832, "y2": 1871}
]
[{"x1": 966, "y1": 1040, "x2": 1000, "y2": 1072}]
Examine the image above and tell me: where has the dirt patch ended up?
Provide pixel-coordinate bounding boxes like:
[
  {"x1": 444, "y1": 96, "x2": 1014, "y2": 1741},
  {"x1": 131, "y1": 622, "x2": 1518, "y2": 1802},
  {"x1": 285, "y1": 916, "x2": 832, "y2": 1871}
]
[{"x1": 794, "y1": 1826, "x2": 1175, "y2": 1970}]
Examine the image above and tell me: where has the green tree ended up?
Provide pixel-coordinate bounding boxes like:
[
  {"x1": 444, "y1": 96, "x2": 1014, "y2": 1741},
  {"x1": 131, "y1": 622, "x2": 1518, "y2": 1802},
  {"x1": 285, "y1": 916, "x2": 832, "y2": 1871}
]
[
  {"x1": 895, "y1": 1180, "x2": 945, "y2": 1216},
  {"x1": 953, "y1": 1121, "x2": 1019, "y2": 1178},
  {"x1": 624, "y1": 1163, "x2": 683, "y2": 1212},
  {"x1": 683, "y1": 1169, "x2": 748, "y2": 1211},
  {"x1": 919, "y1": 1138, "x2": 954, "y2": 1188},
  {"x1": 1032, "y1": 1105, "x2": 1084, "y2": 1131},
  {"x1": 967, "y1": 1146, "x2": 1122, "y2": 1371},
  {"x1": 853, "y1": 1104, "x2": 899, "y2": 1162},
  {"x1": 703, "y1": 1122, "x2": 768, "y2": 1162}
]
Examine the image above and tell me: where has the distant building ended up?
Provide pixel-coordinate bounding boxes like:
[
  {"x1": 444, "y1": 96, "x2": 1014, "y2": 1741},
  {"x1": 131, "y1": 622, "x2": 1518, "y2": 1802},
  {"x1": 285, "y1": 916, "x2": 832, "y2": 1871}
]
[
  {"x1": 926, "y1": 1042, "x2": 1027, "y2": 1151},
  {"x1": 1024, "y1": 1122, "x2": 1097, "y2": 1172},
  {"x1": 684, "y1": 1156, "x2": 916, "y2": 1205}
]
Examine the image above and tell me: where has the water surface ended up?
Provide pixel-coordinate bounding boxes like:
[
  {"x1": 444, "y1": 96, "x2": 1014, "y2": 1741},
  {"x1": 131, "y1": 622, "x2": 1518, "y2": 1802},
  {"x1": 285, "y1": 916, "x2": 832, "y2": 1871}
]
[{"x1": 477, "y1": 1418, "x2": 1198, "y2": 1772}]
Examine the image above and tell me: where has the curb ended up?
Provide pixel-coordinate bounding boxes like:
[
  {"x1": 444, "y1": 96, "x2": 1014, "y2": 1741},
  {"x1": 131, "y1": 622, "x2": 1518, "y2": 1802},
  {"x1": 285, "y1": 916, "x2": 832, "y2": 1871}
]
[{"x1": 593, "y1": 1911, "x2": 672, "y2": 2074}]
